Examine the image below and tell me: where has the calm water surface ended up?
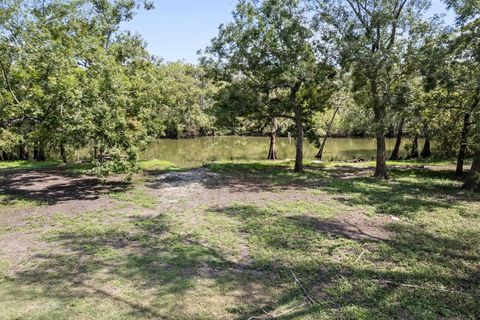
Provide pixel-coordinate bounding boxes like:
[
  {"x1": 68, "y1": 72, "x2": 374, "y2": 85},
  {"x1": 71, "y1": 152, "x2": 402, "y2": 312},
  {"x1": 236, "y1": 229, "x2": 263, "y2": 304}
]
[{"x1": 140, "y1": 136, "x2": 416, "y2": 168}]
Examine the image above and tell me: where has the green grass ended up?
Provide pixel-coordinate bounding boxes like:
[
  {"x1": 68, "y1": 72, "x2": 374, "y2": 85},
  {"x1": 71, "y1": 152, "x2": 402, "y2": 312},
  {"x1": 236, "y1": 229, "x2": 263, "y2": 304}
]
[
  {"x1": 0, "y1": 160, "x2": 479, "y2": 319},
  {"x1": 139, "y1": 159, "x2": 186, "y2": 172},
  {"x1": 0, "y1": 194, "x2": 46, "y2": 210},
  {"x1": 0, "y1": 160, "x2": 60, "y2": 170},
  {"x1": 109, "y1": 188, "x2": 158, "y2": 209}
]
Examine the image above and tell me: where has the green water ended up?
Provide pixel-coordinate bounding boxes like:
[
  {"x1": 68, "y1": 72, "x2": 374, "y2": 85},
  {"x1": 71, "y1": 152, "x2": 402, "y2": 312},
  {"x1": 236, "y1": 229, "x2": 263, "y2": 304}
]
[{"x1": 140, "y1": 136, "x2": 417, "y2": 167}]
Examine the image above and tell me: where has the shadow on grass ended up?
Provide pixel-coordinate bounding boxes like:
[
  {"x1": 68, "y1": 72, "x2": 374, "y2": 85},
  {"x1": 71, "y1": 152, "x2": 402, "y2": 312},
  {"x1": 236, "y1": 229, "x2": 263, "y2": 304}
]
[
  {"x1": 7, "y1": 211, "x2": 276, "y2": 318},
  {"x1": 209, "y1": 204, "x2": 480, "y2": 319},
  {"x1": 145, "y1": 162, "x2": 478, "y2": 217},
  {"x1": 5, "y1": 201, "x2": 480, "y2": 319},
  {"x1": 0, "y1": 168, "x2": 130, "y2": 205},
  {"x1": 3, "y1": 162, "x2": 480, "y2": 318}
]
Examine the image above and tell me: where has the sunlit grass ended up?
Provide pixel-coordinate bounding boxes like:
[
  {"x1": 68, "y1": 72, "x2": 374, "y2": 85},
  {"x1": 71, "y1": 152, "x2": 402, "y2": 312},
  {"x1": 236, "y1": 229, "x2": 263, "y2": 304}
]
[
  {"x1": 0, "y1": 160, "x2": 478, "y2": 319},
  {"x1": 0, "y1": 160, "x2": 60, "y2": 170}
]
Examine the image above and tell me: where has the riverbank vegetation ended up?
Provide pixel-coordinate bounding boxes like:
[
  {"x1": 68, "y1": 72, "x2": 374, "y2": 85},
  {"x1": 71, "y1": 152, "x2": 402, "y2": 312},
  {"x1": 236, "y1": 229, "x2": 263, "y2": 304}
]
[
  {"x1": 1, "y1": 1, "x2": 480, "y2": 318},
  {"x1": 1, "y1": 0, "x2": 479, "y2": 187}
]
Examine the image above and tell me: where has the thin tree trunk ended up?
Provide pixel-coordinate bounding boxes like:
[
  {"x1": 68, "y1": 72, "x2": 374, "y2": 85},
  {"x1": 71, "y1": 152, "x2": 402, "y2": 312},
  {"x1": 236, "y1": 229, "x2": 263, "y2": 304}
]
[
  {"x1": 409, "y1": 137, "x2": 419, "y2": 159},
  {"x1": 372, "y1": 82, "x2": 389, "y2": 179},
  {"x1": 60, "y1": 144, "x2": 67, "y2": 163},
  {"x1": 456, "y1": 112, "x2": 470, "y2": 177},
  {"x1": 18, "y1": 144, "x2": 28, "y2": 160},
  {"x1": 33, "y1": 143, "x2": 39, "y2": 160},
  {"x1": 294, "y1": 105, "x2": 303, "y2": 172},
  {"x1": 389, "y1": 118, "x2": 404, "y2": 160},
  {"x1": 463, "y1": 149, "x2": 480, "y2": 190},
  {"x1": 36, "y1": 143, "x2": 46, "y2": 161},
  {"x1": 267, "y1": 118, "x2": 277, "y2": 160},
  {"x1": 315, "y1": 106, "x2": 340, "y2": 160},
  {"x1": 294, "y1": 104, "x2": 303, "y2": 173}
]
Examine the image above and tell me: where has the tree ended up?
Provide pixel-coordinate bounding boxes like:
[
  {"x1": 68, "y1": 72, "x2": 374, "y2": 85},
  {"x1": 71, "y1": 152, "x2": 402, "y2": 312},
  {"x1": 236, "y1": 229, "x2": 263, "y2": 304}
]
[
  {"x1": 0, "y1": 0, "x2": 162, "y2": 176},
  {"x1": 311, "y1": 0, "x2": 432, "y2": 178},
  {"x1": 444, "y1": 0, "x2": 480, "y2": 189},
  {"x1": 203, "y1": 0, "x2": 335, "y2": 172},
  {"x1": 156, "y1": 62, "x2": 217, "y2": 139}
]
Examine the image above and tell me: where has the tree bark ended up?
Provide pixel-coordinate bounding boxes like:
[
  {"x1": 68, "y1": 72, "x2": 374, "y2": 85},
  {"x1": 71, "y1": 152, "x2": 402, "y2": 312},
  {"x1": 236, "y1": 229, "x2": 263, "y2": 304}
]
[
  {"x1": 409, "y1": 136, "x2": 419, "y2": 159},
  {"x1": 372, "y1": 81, "x2": 389, "y2": 179},
  {"x1": 33, "y1": 144, "x2": 39, "y2": 160},
  {"x1": 60, "y1": 144, "x2": 67, "y2": 163},
  {"x1": 456, "y1": 112, "x2": 470, "y2": 177},
  {"x1": 18, "y1": 144, "x2": 28, "y2": 160},
  {"x1": 420, "y1": 138, "x2": 431, "y2": 158},
  {"x1": 34, "y1": 143, "x2": 46, "y2": 161},
  {"x1": 389, "y1": 118, "x2": 404, "y2": 160},
  {"x1": 315, "y1": 106, "x2": 340, "y2": 160},
  {"x1": 294, "y1": 104, "x2": 303, "y2": 173},
  {"x1": 2, "y1": 151, "x2": 11, "y2": 161},
  {"x1": 267, "y1": 118, "x2": 277, "y2": 160},
  {"x1": 463, "y1": 149, "x2": 480, "y2": 190}
]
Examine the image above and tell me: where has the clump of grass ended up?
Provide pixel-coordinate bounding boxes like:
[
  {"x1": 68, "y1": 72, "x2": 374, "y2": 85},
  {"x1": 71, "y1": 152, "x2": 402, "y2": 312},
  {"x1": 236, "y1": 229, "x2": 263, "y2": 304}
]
[
  {"x1": 109, "y1": 188, "x2": 157, "y2": 209},
  {"x1": 139, "y1": 159, "x2": 182, "y2": 172},
  {"x1": 0, "y1": 194, "x2": 46, "y2": 209}
]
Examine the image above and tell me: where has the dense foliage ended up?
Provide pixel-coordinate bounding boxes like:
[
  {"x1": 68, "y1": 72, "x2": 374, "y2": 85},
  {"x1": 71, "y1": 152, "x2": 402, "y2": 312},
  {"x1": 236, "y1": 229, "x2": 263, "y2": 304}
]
[{"x1": 0, "y1": 0, "x2": 479, "y2": 187}]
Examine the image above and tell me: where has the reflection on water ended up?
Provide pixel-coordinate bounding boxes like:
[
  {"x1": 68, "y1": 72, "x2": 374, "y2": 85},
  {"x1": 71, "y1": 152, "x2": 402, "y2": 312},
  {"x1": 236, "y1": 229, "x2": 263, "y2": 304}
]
[{"x1": 140, "y1": 136, "x2": 418, "y2": 168}]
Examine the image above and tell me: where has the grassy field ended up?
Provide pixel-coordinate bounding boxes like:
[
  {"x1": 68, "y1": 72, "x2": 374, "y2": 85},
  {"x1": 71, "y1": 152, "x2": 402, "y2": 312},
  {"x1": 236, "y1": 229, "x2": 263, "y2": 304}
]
[{"x1": 0, "y1": 160, "x2": 479, "y2": 319}]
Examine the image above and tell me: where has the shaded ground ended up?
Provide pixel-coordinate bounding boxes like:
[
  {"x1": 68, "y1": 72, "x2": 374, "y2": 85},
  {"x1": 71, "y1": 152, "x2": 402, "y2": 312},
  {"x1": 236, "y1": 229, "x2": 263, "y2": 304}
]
[{"x1": 0, "y1": 161, "x2": 479, "y2": 319}]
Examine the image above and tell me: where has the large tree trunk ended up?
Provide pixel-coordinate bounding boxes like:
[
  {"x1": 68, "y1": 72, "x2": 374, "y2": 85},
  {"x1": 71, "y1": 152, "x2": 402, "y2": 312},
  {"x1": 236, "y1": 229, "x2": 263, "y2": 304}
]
[
  {"x1": 420, "y1": 138, "x2": 431, "y2": 158},
  {"x1": 294, "y1": 104, "x2": 303, "y2": 173},
  {"x1": 456, "y1": 112, "x2": 470, "y2": 177},
  {"x1": 267, "y1": 118, "x2": 277, "y2": 160},
  {"x1": 315, "y1": 106, "x2": 340, "y2": 160},
  {"x1": 389, "y1": 118, "x2": 404, "y2": 161},
  {"x1": 463, "y1": 149, "x2": 480, "y2": 190}
]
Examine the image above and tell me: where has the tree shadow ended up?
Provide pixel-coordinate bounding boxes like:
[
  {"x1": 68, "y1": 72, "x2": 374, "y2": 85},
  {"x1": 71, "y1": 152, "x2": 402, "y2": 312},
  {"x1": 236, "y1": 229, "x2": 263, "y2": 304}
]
[
  {"x1": 7, "y1": 211, "x2": 278, "y2": 318},
  {"x1": 145, "y1": 163, "x2": 478, "y2": 217},
  {"x1": 208, "y1": 204, "x2": 480, "y2": 319},
  {"x1": 3, "y1": 163, "x2": 479, "y2": 318},
  {"x1": 0, "y1": 168, "x2": 129, "y2": 205}
]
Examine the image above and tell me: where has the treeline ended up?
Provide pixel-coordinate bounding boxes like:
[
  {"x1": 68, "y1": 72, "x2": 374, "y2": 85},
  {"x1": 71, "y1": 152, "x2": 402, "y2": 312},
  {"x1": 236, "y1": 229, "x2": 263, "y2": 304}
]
[
  {"x1": 201, "y1": 0, "x2": 480, "y2": 188},
  {"x1": 1, "y1": 0, "x2": 479, "y2": 188},
  {"x1": 0, "y1": 0, "x2": 216, "y2": 174}
]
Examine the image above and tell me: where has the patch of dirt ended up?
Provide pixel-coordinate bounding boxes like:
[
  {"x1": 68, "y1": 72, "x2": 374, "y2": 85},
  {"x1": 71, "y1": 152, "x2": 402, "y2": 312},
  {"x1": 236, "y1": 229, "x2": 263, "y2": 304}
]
[
  {"x1": 327, "y1": 165, "x2": 374, "y2": 180},
  {"x1": 0, "y1": 232, "x2": 57, "y2": 269},
  {"x1": 290, "y1": 211, "x2": 394, "y2": 241},
  {"x1": 0, "y1": 166, "x2": 393, "y2": 274},
  {"x1": 144, "y1": 168, "x2": 328, "y2": 211},
  {"x1": 0, "y1": 168, "x2": 128, "y2": 204}
]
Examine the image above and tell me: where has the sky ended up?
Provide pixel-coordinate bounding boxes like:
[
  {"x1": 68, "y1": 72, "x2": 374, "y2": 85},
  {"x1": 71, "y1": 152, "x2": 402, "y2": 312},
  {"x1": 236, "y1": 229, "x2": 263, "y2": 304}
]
[{"x1": 121, "y1": 0, "x2": 454, "y2": 64}]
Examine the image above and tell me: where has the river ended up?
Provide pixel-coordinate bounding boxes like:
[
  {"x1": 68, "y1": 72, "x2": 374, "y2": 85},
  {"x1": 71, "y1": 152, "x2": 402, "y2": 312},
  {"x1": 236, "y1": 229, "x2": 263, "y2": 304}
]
[{"x1": 139, "y1": 136, "x2": 419, "y2": 167}]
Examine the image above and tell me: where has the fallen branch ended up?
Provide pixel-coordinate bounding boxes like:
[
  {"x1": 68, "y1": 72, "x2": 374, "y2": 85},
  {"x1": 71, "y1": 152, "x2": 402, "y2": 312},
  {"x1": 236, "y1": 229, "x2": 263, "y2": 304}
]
[
  {"x1": 377, "y1": 279, "x2": 472, "y2": 296},
  {"x1": 354, "y1": 249, "x2": 366, "y2": 263},
  {"x1": 246, "y1": 302, "x2": 273, "y2": 319},
  {"x1": 288, "y1": 267, "x2": 316, "y2": 305},
  {"x1": 247, "y1": 303, "x2": 307, "y2": 320}
]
